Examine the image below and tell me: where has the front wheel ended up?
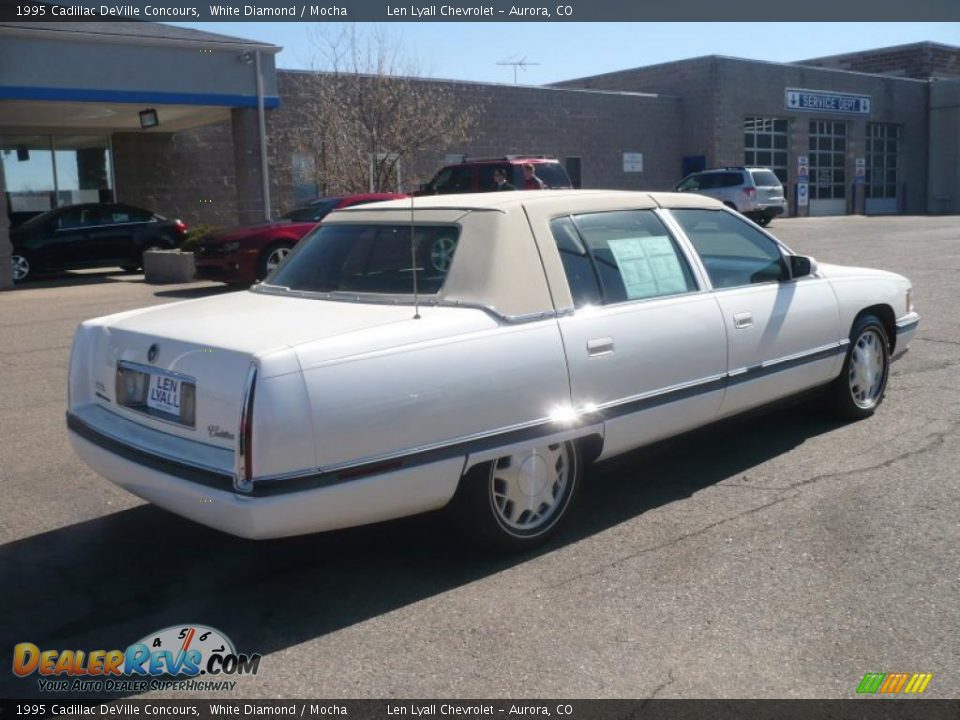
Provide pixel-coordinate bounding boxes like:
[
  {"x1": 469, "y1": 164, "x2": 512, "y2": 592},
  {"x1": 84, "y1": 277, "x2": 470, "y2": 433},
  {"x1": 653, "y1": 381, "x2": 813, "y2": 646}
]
[
  {"x1": 258, "y1": 242, "x2": 294, "y2": 279},
  {"x1": 831, "y1": 314, "x2": 890, "y2": 420},
  {"x1": 11, "y1": 252, "x2": 33, "y2": 282},
  {"x1": 451, "y1": 440, "x2": 581, "y2": 551}
]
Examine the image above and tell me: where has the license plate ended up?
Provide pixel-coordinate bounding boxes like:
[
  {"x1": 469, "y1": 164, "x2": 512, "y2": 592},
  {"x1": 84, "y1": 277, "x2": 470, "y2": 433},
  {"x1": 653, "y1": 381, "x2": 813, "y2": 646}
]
[
  {"x1": 116, "y1": 361, "x2": 196, "y2": 427},
  {"x1": 147, "y1": 373, "x2": 182, "y2": 416}
]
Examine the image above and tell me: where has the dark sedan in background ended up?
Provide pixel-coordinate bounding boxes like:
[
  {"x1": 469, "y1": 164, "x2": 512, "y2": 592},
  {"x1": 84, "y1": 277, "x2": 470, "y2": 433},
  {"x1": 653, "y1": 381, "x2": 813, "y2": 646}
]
[
  {"x1": 10, "y1": 203, "x2": 187, "y2": 282},
  {"x1": 194, "y1": 193, "x2": 406, "y2": 286}
]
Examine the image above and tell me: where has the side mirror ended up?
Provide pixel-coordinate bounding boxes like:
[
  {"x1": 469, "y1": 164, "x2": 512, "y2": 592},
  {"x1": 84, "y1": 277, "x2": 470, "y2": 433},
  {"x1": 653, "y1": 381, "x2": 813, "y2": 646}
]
[{"x1": 789, "y1": 255, "x2": 814, "y2": 279}]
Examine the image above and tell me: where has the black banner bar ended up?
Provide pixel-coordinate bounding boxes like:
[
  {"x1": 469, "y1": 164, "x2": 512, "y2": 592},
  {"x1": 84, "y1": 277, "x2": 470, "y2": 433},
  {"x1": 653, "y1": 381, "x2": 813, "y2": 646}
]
[
  {"x1": 1, "y1": 0, "x2": 959, "y2": 21},
  {"x1": 2, "y1": 699, "x2": 960, "y2": 720}
]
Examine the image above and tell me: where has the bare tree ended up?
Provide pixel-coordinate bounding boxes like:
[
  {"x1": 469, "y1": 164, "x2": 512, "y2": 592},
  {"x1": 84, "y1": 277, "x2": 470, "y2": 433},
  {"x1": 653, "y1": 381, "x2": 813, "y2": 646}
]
[{"x1": 273, "y1": 26, "x2": 480, "y2": 197}]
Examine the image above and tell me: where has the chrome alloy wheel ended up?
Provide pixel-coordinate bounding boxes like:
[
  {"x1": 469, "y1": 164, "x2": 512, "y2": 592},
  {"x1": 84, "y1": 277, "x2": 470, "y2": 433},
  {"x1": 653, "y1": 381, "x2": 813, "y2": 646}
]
[
  {"x1": 11, "y1": 254, "x2": 30, "y2": 282},
  {"x1": 265, "y1": 246, "x2": 291, "y2": 273},
  {"x1": 848, "y1": 328, "x2": 887, "y2": 409},
  {"x1": 489, "y1": 443, "x2": 572, "y2": 533}
]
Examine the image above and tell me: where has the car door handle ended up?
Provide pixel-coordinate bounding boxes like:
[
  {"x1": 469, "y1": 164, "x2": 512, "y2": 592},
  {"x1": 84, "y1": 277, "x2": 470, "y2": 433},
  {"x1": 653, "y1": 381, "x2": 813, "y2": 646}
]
[
  {"x1": 733, "y1": 312, "x2": 754, "y2": 329},
  {"x1": 587, "y1": 337, "x2": 615, "y2": 356}
]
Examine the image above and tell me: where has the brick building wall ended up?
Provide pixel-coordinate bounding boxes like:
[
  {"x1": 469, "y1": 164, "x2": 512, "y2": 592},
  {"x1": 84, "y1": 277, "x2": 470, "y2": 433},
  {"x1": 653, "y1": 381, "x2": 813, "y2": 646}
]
[
  {"x1": 557, "y1": 55, "x2": 931, "y2": 215},
  {"x1": 112, "y1": 121, "x2": 239, "y2": 228},
  {"x1": 110, "y1": 47, "x2": 948, "y2": 227},
  {"x1": 266, "y1": 71, "x2": 684, "y2": 212},
  {"x1": 799, "y1": 42, "x2": 960, "y2": 80},
  {"x1": 553, "y1": 57, "x2": 721, "y2": 170}
]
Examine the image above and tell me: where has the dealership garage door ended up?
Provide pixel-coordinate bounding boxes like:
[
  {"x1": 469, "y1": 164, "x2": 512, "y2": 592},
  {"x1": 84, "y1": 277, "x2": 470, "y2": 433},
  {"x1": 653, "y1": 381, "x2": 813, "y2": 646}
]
[{"x1": 809, "y1": 121, "x2": 847, "y2": 216}]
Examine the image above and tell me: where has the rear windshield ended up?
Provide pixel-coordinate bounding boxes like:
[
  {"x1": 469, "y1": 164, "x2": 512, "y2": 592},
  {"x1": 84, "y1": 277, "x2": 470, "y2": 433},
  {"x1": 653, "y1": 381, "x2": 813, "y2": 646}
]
[
  {"x1": 749, "y1": 169, "x2": 781, "y2": 187},
  {"x1": 266, "y1": 223, "x2": 460, "y2": 295}
]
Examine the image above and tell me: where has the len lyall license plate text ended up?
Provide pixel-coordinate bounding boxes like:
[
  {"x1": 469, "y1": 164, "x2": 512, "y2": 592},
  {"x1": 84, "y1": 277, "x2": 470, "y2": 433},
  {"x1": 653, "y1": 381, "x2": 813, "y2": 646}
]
[{"x1": 147, "y1": 374, "x2": 181, "y2": 416}]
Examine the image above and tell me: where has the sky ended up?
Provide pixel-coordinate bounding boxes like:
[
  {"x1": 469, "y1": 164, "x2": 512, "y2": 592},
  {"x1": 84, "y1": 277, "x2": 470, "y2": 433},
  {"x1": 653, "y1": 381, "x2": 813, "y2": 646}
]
[{"x1": 173, "y1": 22, "x2": 960, "y2": 85}]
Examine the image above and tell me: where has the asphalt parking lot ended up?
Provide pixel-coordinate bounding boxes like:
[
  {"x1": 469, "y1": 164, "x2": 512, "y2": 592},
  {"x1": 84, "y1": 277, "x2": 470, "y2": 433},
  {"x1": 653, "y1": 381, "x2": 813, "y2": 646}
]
[{"x1": 1, "y1": 215, "x2": 958, "y2": 700}]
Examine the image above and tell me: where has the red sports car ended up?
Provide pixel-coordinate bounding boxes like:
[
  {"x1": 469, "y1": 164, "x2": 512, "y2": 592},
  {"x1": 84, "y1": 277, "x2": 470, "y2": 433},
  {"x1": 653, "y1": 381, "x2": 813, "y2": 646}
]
[{"x1": 195, "y1": 193, "x2": 407, "y2": 285}]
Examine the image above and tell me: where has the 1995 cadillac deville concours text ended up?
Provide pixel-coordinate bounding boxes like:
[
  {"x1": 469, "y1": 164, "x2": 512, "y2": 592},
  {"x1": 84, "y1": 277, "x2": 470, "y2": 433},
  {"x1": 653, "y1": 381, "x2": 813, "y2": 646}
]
[{"x1": 66, "y1": 191, "x2": 920, "y2": 549}]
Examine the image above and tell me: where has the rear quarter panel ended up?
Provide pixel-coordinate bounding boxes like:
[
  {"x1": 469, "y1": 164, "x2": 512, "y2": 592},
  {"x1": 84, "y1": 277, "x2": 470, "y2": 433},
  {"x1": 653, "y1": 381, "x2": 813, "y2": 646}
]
[{"x1": 293, "y1": 308, "x2": 572, "y2": 470}]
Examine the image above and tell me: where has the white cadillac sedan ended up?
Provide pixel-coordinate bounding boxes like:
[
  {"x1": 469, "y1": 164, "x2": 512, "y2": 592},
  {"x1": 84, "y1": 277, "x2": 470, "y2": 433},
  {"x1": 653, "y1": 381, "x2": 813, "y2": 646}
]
[{"x1": 67, "y1": 191, "x2": 919, "y2": 549}]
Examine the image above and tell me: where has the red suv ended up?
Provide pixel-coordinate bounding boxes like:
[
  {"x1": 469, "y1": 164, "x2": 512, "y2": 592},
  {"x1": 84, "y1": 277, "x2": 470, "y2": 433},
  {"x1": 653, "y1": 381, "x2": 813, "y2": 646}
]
[{"x1": 417, "y1": 156, "x2": 572, "y2": 194}]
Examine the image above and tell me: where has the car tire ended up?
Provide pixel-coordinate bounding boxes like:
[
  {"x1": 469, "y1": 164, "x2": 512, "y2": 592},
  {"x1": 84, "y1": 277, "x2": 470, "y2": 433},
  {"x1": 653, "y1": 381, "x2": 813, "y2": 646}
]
[
  {"x1": 121, "y1": 245, "x2": 164, "y2": 273},
  {"x1": 11, "y1": 252, "x2": 34, "y2": 283},
  {"x1": 755, "y1": 215, "x2": 771, "y2": 227},
  {"x1": 831, "y1": 314, "x2": 890, "y2": 421},
  {"x1": 258, "y1": 242, "x2": 294, "y2": 280},
  {"x1": 450, "y1": 440, "x2": 581, "y2": 551}
]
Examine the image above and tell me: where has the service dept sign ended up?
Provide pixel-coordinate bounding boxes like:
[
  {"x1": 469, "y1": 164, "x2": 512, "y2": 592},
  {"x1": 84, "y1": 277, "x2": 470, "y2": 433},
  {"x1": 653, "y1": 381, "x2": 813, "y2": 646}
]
[{"x1": 785, "y1": 88, "x2": 872, "y2": 116}]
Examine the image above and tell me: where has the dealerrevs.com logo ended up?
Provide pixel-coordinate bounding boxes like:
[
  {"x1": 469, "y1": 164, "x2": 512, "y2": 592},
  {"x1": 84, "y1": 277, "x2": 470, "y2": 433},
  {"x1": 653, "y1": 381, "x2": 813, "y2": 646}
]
[{"x1": 13, "y1": 624, "x2": 261, "y2": 693}]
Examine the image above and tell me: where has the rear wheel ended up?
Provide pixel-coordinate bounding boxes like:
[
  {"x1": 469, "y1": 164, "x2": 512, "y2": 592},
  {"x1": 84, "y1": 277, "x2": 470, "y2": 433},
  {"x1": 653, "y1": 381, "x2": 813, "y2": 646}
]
[
  {"x1": 11, "y1": 252, "x2": 33, "y2": 282},
  {"x1": 831, "y1": 314, "x2": 890, "y2": 420},
  {"x1": 451, "y1": 440, "x2": 581, "y2": 551},
  {"x1": 258, "y1": 242, "x2": 294, "y2": 279},
  {"x1": 121, "y1": 244, "x2": 164, "y2": 273}
]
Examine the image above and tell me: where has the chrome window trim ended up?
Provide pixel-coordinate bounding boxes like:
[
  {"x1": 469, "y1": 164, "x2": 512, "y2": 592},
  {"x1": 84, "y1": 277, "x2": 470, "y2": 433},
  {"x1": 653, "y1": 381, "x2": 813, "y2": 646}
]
[{"x1": 250, "y1": 284, "x2": 559, "y2": 325}]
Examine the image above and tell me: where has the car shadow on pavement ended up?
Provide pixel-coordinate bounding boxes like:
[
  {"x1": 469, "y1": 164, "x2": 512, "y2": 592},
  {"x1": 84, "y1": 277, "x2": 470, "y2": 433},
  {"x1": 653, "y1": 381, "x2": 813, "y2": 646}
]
[
  {"x1": 11, "y1": 270, "x2": 137, "y2": 290},
  {"x1": 0, "y1": 396, "x2": 843, "y2": 699},
  {"x1": 152, "y1": 285, "x2": 244, "y2": 300}
]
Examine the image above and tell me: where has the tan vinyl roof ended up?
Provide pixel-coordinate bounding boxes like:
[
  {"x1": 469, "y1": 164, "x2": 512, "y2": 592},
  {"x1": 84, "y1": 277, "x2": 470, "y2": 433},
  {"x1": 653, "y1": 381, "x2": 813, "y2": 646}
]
[{"x1": 323, "y1": 190, "x2": 723, "y2": 319}]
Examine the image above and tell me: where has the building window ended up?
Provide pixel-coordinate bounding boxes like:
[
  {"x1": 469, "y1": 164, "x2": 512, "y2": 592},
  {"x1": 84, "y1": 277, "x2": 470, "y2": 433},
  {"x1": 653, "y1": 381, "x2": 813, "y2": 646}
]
[
  {"x1": 744, "y1": 117, "x2": 788, "y2": 183},
  {"x1": 809, "y1": 121, "x2": 847, "y2": 200},
  {"x1": 866, "y1": 123, "x2": 900, "y2": 199},
  {"x1": 2, "y1": 135, "x2": 113, "y2": 228}
]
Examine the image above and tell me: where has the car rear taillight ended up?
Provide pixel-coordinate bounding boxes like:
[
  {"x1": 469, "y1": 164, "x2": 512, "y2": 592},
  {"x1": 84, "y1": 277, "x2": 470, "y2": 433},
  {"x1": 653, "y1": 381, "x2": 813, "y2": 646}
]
[
  {"x1": 235, "y1": 364, "x2": 257, "y2": 493},
  {"x1": 743, "y1": 187, "x2": 756, "y2": 198},
  {"x1": 173, "y1": 219, "x2": 188, "y2": 235}
]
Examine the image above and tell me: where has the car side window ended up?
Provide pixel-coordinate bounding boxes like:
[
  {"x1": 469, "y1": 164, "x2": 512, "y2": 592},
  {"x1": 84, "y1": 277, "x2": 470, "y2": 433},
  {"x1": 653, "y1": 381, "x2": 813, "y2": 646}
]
[
  {"x1": 478, "y1": 165, "x2": 509, "y2": 191},
  {"x1": 550, "y1": 210, "x2": 698, "y2": 307},
  {"x1": 677, "y1": 176, "x2": 700, "y2": 191},
  {"x1": 434, "y1": 166, "x2": 472, "y2": 193},
  {"x1": 549, "y1": 217, "x2": 603, "y2": 308},
  {"x1": 57, "y1": 207, "x2": 99, "y2": 230},
  {"x1": 695, "y1": 174, "x2": 717, "y2": 190},
  {"x1": 671, "y1": 209, "x2": 788, "y2": 289},
  {"x1": 721, "y1": 172, "x2": 745, "y2": 188}
]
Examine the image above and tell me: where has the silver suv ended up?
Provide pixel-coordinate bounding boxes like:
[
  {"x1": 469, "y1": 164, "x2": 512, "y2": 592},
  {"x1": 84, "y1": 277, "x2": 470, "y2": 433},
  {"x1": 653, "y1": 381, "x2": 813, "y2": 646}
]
[{"x1": 675, "y1": 167, "x2": 786, "y2": 226}]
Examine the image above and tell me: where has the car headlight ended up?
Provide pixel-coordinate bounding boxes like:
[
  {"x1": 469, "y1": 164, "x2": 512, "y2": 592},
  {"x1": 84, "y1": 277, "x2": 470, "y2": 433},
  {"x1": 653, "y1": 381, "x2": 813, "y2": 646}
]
[
  {"x1": 906, "y1": 287, "x2": 916, "y2": 314},
  {"x1": 222, "y1": 242, "x2": 241, "y2": 253}
]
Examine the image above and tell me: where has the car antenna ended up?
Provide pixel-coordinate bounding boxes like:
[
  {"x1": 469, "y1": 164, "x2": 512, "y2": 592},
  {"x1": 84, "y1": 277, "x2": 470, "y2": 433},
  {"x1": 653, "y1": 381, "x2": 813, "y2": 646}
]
[{"x1": 410, "y1": 194, "x2": 421, "y2": 320}]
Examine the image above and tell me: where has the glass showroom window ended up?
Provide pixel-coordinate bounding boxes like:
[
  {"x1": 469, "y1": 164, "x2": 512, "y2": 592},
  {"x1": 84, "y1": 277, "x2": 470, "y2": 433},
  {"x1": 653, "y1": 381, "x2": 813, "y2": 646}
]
[
  {"x1": 744, "y1": 117, "x2": 789, "y2": 183},
  {"x1": 1, "y1": 135, "x2": 113, "y2": 229},
  {"x1": 866, "y1": 123, "x2": 900, "y2": 199}
]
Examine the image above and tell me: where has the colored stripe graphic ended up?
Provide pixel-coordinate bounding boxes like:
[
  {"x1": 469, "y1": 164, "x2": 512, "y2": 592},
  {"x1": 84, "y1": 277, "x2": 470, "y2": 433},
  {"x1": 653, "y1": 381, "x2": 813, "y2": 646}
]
[
  {"x1": 880, "y1": 673, "x2": 909, "y2": 693},
  {"x1": 857, "y1": 673, "x2": 886, "y2": 694},
  {"x1": 904, "y1": 673, "x2": 933, "y2": 694},
  {"x1": 857, "y1": 672, "x2": 932, "y2": 694}
]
